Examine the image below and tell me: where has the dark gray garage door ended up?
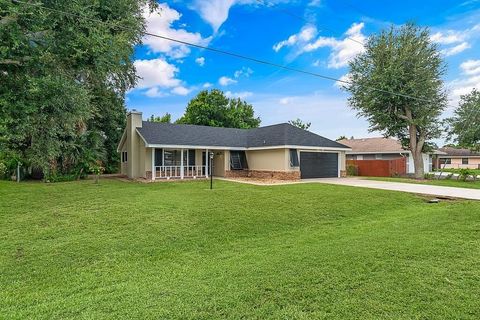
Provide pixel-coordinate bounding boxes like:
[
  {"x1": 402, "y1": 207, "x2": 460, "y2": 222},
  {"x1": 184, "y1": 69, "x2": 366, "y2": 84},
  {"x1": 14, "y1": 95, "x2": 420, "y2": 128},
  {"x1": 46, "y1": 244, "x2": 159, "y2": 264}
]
[{"x1": 300, "y1": 152, "x2": 338, "y2": 179}]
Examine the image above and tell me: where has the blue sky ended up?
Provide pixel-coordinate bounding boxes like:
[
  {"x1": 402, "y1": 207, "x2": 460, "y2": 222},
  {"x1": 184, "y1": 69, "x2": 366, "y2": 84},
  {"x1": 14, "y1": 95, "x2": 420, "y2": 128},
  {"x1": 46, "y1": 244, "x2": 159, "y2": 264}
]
[{"x1": 127, "y1": 0, "x2": 480, "y2": 144}]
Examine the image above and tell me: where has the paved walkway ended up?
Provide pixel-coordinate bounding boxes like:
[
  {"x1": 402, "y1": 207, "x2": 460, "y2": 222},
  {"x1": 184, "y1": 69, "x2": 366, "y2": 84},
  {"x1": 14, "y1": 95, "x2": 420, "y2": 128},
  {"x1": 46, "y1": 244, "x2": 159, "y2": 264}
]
[
  {"x1": 219, "y1": 177, "x2": 480, "y2": 200},
  {"x1": 310, "y1": 178, "x2": 480, "y2": 200}
]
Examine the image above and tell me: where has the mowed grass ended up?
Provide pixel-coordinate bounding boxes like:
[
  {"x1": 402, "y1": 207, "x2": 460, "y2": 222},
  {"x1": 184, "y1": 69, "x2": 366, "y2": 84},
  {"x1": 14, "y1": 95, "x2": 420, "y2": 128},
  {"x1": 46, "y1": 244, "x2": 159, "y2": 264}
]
[
  {"x1": 1, "y1": 179, "x2": 479, "y2": 319},
  {"x1": 367, "y1": 176, "x2": 480, "y2": 189}
]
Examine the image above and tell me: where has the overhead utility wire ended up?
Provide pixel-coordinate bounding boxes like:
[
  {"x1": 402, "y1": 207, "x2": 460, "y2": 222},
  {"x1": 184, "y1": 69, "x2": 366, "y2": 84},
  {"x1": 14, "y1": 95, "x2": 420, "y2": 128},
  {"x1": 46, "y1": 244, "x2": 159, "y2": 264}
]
[{"x1": 11, "y1": 0, "x2": 432, "y2": 103}]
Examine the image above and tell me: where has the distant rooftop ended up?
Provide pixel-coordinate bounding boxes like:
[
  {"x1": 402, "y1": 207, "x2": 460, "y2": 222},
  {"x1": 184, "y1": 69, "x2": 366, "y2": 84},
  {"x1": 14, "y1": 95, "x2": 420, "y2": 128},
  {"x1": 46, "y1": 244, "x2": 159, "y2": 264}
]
[
  {"x1": 439, "y1": 147, "x2": 480, "y2": 157},
  {"x1": 338, "y1": 137, "x2": 407, "y2": 153}
]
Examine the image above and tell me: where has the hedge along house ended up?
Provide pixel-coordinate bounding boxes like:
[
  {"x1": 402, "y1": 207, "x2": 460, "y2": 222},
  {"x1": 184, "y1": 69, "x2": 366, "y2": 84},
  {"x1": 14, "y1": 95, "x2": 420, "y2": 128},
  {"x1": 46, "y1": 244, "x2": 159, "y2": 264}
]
[{"x1": 117, "y1": 111, "x2": 350, "y2": 181}]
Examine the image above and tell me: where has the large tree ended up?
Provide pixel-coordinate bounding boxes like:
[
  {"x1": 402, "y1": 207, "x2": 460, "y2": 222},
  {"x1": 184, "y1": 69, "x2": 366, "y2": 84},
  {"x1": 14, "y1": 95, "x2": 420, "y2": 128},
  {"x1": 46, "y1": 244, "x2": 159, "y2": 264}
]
[
  {"x1": 345, "y1": 23, "x2": 447, "y2": 178},
  {"x1": 177, "y1": 89, "x2": 261, "y2": 128},
  {"x1": 0, "y1": 0, "x2": 156, "y2": 178},
  {"x1": 448, "y1": 89, "x2": 480, "y2": 150}
]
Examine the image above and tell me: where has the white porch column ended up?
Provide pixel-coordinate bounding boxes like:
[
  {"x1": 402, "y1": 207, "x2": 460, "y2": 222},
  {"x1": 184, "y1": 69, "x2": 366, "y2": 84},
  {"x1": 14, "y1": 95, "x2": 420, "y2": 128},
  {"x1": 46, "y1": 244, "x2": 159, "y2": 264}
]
[
  {"x1": 180, "y1": 149, "x2": 184, "y2": 179},
  {"x1": 151, "y1": 148, "x2": 155, "y2": 181},
  {"x1": 205, "y1": 149, "x2": 209, "y2": 178}
]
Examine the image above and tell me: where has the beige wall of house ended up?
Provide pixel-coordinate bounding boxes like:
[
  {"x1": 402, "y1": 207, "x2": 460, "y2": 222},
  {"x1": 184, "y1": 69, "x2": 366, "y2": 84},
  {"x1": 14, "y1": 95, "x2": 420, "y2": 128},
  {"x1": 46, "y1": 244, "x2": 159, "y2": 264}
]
[
  {"x1": 442, "y1": 157, "x2": 480, "y2": 169},
  {"x1": 246, "y1": 148, "x2": 291, "y2": 171}
]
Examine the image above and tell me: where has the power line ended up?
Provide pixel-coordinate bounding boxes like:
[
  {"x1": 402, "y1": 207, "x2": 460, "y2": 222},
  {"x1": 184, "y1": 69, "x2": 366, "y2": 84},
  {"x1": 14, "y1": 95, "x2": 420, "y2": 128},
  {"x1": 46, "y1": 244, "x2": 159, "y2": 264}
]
[
  {"x1": 255, "y1": 0, "x2": 365, "y2": 46},
  {"x1": 11, "y1": 0, "x2": 433, "y2": 103}
]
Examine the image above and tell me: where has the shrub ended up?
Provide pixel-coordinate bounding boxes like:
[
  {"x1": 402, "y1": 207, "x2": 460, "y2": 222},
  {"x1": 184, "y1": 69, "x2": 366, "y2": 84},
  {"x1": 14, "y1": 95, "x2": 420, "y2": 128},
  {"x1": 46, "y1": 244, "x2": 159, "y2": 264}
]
[
  {"x1": 0, "y1": 162, "x2": 7, "y2": 180},
  {"x1": 458, "y1": 168, "x2": 475, "y2": 181},
  {"x1": 346, "y1": 164, "x2": 358, "y2": 176},
  {"x1": 89, "y1": 162, "x2": 105, "y2": 184},
  {"x1": 424, "y1": 173, "x2": 435, "y2": 179}
]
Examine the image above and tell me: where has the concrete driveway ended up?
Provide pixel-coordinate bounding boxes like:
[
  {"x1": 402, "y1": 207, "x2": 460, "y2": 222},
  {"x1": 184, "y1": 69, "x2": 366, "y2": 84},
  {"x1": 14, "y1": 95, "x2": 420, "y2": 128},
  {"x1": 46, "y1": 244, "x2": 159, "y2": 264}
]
[{"x1": 310, "y1": 178, "x2": 480, "y2": 200}]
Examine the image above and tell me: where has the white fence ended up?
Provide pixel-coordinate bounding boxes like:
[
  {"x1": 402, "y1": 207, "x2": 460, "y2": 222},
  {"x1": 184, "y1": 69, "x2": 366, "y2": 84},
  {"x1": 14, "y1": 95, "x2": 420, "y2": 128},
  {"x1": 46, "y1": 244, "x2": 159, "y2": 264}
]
[{"x1": 154, "y1": 165, "x2": 207, "y2": 179}]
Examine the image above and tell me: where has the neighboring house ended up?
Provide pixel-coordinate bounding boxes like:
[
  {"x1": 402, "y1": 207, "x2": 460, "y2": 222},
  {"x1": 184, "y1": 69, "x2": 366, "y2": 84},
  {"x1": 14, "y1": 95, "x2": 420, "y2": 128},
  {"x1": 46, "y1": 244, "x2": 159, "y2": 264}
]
[
  {"x1": 437, "y1": 147, "x2": 480, "y2": 169},
  {"x1": 117, "y1": 111, "x2": 350, "y2": 180},
  {"x1": 338, "y1": 137, "x2": 439, "y2": 174}
]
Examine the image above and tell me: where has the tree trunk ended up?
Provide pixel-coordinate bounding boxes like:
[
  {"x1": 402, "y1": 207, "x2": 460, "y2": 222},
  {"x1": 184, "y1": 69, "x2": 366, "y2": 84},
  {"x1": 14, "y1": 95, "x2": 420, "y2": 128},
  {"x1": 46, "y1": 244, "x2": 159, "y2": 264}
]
[
  {"x1": 406, "y1": 108, "x2": 425, "y2": 179},
  {"x1": 412, "y1": 149, "x2": 424, "y2": 179}
]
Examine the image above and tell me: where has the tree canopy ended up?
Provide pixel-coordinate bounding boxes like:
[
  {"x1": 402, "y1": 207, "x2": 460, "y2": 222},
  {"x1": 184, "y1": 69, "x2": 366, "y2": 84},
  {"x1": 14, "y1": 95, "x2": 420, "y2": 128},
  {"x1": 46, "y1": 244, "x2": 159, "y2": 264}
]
[
  {"x1": 177, "y1": 89, "x2": 261, "y2": 129},
  {"x1": 0, "y1": 0, "x2": 156, "y2": 179},
  {"x1": 149, "y1": 113, "x2": 172, "y2": 123},
  {"x1": 448, "y1": 89, "x2": 480, "y2": 150},
  {"x1": 344, "y1": 23, "x2": 447, "y2": 178},
  {"x1": 288, "y1": 118, "x2": 311, "y2": 130}
]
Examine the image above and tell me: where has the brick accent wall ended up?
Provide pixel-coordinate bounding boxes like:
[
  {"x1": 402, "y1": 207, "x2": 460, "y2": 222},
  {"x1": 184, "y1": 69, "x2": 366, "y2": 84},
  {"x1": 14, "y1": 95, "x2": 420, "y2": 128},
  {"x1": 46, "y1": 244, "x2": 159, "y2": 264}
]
[
  {"x1": 225, "y1": 170, "x2": 300, "y2": 180},
  {"x1": 340, "y1": 170, "x2": 347, "y2": 178},
  {"x1": 146, "y1": 171, "x2": 152, "y2": 180}
]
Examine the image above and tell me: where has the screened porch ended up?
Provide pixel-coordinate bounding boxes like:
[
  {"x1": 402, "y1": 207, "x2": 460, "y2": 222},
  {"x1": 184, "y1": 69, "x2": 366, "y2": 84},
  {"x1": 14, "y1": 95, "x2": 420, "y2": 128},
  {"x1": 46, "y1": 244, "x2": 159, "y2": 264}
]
[{"x1": 151, "y1": 148, "x2": 212, "y2": 180}]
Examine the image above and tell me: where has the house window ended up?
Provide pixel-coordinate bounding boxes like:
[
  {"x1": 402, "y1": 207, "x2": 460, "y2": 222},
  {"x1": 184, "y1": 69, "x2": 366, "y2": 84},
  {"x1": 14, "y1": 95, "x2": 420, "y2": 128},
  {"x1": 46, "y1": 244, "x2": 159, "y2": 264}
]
[
  {"x1": 375, "y1": 154, "x2": 382, "y2": 160},
  {"x1": 462, "y1": 158, "x2": 469, "y2": 165},
  {"x1": 122, "y1": 151, "x2": 127, "y2": 163},
  {"x1": 439, "y1": 158, "x2": 451, "y2": 165},
  {"x1": 188, "y1": 149, "x2": 196, "y2": 166},
  {"x1": 230, "y1": 151, "x2": 248, "y2": 170},
  {"x1": 289, "y1": 149, "x2": 299, "y2": 167},
  {"x1": 164, "y1": 150, "x2": 181, "y2": 166},
  {"x1": 154, "y1": 149, "x2": 163, "y2": 166}
]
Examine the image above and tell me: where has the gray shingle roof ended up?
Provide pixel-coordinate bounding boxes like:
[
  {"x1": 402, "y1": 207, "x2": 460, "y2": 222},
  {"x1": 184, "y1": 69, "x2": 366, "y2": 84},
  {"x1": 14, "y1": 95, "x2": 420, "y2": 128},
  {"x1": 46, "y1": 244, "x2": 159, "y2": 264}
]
[{"x1": 137, "y1": 122, "x2": 349, "y2": 149}]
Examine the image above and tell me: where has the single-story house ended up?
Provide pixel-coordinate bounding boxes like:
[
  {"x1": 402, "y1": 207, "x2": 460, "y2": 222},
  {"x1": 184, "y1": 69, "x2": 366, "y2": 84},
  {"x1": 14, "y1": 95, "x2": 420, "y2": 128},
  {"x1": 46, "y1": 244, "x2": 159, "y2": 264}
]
[
  {"x1": 436, "y1": 147, "x2": 480, "y2": 169},
  {"x1": 338, "y1": 137, "x2": 441, "y2": 174},
  {"x1": 117, "y1": 111, "x2": 350, "y2": 180}
]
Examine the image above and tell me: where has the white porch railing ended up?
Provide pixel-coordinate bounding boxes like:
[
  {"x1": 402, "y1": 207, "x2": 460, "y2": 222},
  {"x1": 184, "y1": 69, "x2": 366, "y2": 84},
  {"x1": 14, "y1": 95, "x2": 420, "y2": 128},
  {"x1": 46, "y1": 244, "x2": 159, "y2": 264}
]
[{"x1": 154, "y1": 165, "x2": 207, "y2": 179}]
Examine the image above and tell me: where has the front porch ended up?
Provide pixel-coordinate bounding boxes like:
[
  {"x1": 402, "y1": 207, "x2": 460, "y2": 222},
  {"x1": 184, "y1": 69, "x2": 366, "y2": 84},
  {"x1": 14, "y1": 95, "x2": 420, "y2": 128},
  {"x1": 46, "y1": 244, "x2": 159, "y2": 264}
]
[{"x1": 149, "y1": 148, "x2": 213, "y2": 180}]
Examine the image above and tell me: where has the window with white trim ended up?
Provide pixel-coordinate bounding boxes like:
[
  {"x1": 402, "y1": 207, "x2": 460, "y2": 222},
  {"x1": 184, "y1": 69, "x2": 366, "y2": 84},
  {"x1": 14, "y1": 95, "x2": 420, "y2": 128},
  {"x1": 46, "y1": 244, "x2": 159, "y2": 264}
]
[
  {"x1": 289, "y1": 149, "x2": 299, "y2": 167},
  {"x1": 230, "y1": 151, "x2": 248, "y2": 170}
]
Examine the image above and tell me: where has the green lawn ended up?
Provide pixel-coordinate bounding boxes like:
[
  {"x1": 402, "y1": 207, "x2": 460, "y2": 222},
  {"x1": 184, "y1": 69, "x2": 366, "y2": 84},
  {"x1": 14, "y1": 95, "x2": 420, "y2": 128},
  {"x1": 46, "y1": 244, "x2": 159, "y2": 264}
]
[
  {"x1": 367, "y1": 176, "x2": 480, "y2": 189},
  {"x1": 1, "y1": 179, "x2": 479, "y2": 319}
]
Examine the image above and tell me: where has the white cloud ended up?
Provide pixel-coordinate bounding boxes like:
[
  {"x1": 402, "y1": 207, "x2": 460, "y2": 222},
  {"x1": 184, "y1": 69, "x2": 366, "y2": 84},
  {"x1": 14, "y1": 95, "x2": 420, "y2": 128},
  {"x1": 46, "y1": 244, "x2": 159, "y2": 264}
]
[
  {"x1": 449, "y1": 59, "x2": 480, "y2": 103},
  {"x1": 192, "y1": 0, "x2": 237, "y2": 33},
  {"x1": 308, "y1": 0, "x2": 322, "y2": 6},
  {"x1": 304, "y1": 23, "x2": 366, "y2": 68},
  {"x1": 279, "y1": 97, "x2": 293, "y2": 105},
  {"x1": 461, "y1": 60, "x2": 480, "y2": 75},
  {"x1": 195, "y1": 57, "x2": 205, "y2": 66},
  {"x1": 334, "y1": 73, "x2": 352, "y2": 89},
  {"x1": 134, "y1": 58, "x2": 181, "y2": 89},
  {"x1": 171, "y1": 86, "x2": 191, "y2": 95},
  {"x1": 203, "y1": 82, "x2": 213, "y2": 88},
  {"x1": 430, "y1": 31, "x2": 466, "y2": 45},
  {"x1": 142, "y1": 3, "x2": 211, "y2": 59},
  {"x1": 441, "y1": 42, "x2": 471, "y2": 56},
  {"x1": 234, "y1": 67, "x2": 253, "y2": 78},
  {"x1": 225, "y1": 91, "x2": 253, "y2": 99},
  {"x1": 431, "y1": 23, "x2": 480, "y2": 57},
  {"x1": 219, "y1": 76, "x2": 237, "y2": 86},
  {"x1": 145, "y1": 87, "x2": 167, "y2": 98},
  {"x1": 134, "y1": 58, "x2": 191, "y2": 97},
  {"x1": 273, "y1": 25, "x2": 317, "y2": 52},
  {"x1": 273, "y1": 22, "x2": 366, "y2": 69}
]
